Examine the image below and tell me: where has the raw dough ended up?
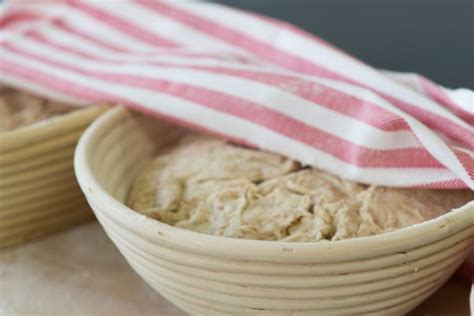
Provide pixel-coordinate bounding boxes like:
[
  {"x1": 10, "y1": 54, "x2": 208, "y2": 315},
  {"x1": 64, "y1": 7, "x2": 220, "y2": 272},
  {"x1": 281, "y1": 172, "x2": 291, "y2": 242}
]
[
  {"x1": 128, "y1": 134, "x2": 474, "y2": 242},
  {"x1": 0, "y1": 87, "x2": 74, "y2": 132}
]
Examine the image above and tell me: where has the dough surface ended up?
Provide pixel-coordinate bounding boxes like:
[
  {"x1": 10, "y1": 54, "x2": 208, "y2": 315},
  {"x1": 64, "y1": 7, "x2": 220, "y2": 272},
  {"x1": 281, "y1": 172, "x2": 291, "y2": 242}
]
[
  {"x1": 0, "y1": 87, "x2": 74, "y2": 132},
  {"x1": 128, "y1": 134, "x2": 474, "y2": 242}
]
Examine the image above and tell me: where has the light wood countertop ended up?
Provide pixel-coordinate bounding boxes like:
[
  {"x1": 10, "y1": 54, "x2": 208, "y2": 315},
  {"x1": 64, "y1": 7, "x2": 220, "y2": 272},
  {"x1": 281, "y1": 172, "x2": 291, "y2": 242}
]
[{"x1": 1, "y1": 222, "x2": 471, "y2": 316}]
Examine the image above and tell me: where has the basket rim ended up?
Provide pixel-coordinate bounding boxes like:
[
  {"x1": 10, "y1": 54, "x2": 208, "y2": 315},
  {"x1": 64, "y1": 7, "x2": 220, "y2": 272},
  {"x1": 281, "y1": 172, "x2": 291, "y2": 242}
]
[
  {"x1": 74, "y1": 106, "x2": 474, "y2": 262},
  {"x1": 0, "y1": 104, "x2": 108, "y2": 152}
]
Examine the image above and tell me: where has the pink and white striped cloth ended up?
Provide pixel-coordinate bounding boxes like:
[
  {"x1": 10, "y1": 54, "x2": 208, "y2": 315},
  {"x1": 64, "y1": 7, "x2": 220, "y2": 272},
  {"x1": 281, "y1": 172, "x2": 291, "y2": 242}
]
[{"x1": 1, "y1": 0, "x2": 473, "y2": 190}]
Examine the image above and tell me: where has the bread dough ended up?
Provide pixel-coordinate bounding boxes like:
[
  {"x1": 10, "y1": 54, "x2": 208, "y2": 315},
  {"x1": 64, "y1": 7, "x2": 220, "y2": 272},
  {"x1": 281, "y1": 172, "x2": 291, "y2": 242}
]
[
  {"x1": 0, "y1": 87, "x2": 74, "y2": 132},
  {"x1": 128, "y1": 134, "x2": 474, "y2": 242}
]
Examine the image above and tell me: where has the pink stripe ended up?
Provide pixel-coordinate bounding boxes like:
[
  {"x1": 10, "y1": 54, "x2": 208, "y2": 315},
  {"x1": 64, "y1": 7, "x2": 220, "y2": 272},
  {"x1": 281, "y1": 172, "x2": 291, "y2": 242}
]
[
  {"x1": 24, "y1": 16, "x2": 465, "y2": 149},
  {"x1": 1, "y1": 57, "x2": 470, "y2": 189},
  {"x1": 0, "y1": 60, "x2": 110, "y2": 103},
  {"x1": 381, "y1": 93, "x2": 474, "y2": 149},
  {"x1": 3, "y1": 44, "x2": 446, "y2": 169},
  {"x1": 141, "y1": 1, "x2": 474, "y2": 149},
  {"x1": 28, "y1": 31, "x2": 110, "y2": 60},
  {"x1": 411, "y1": 178, "x2": 468, "y2": 189},
  {"x1": 418, "y1": 75, "x2": 474, "y2": 125},
  {"x1": 0, "y1": 58, "x2": 264, "y2": 152},
  {"x1": 154, "y1": 64, "x2": 412, "y2": 132},
  {"x1": 23, "y1": 31, "x2": 412, "y2": 133},
  {"x1": 69, "y1": 1, "x2": 180, "y2": 48},
  {"x1": 0, "y1": 12, "x2": 43, "y2": 29},
  {"x1": 15, "y1": 29, "x2": 474, "y2": 176},
  {"x1": 51, "y1": 19, "x2": 129, "y2": 53},
  {"x1": 138, "y1": 0, "x2": 349, "y2": 81},
  {"x1": 453, "y1": 150, "x2": 474, "y2": 179},
  {"x1": 23, "y1": 23, "x2": 254, "y2": 64}
]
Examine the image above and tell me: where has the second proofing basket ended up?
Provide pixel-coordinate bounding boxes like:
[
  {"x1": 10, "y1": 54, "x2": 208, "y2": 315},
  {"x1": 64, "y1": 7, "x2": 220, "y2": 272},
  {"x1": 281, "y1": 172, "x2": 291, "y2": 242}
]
[
  {"x1": 75, "y1": 107, "x2": 474, "y2": 315},
  {"x1": 0, "y1": 104, "x2": 107, "y2": 248}
]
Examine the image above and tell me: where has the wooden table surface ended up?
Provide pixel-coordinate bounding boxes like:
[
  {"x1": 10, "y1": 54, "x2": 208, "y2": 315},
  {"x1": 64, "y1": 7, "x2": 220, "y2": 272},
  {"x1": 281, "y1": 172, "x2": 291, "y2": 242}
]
[{"x1": 1, "y1": 222, "x2": 471, "y2": 316}]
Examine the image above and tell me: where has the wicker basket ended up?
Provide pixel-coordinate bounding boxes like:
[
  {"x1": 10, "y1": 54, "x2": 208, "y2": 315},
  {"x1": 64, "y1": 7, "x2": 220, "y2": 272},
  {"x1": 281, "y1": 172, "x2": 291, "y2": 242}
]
[
  {"x1": 0, "y1": 104, "x2": 107, "y2": 248},
  {"x1": 75, "y1": 107, "x2": 474, "y2": 315}
]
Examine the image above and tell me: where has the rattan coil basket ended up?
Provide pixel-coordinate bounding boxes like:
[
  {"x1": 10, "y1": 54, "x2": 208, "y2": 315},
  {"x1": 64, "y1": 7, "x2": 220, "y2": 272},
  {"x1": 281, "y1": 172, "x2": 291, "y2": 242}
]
[
  {"x1": 0, "y1": 104, "x2": 107, "y2": 248},
  {"x1": 75, "y1": 107, "x2": 474, "y2": 315}
]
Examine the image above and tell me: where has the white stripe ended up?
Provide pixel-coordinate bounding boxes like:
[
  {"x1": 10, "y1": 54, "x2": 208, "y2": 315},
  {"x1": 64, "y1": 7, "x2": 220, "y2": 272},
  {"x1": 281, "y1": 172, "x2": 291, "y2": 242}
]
[
  {"x1": 25, "y1": 28, "x2": 472, "y2": 187},
  {"x1": 444, "y1": 87, "x2": 474, "y2": 114},
  {"x1": 167, "y1": 54, "x2": 474, "y2": 187},
  {"x1": 174, "y1": 1, "x2": 473, "y2": 133},
  {"x1": 309, "y1": 77, "x2": 474, "y2": 189},
  {"x1": 4, "y1": 1, "x2": 258, "y2": 64},
  {"x1": 0, "y1": 3, "x2": 68, "y2": 40},
  {"x1": 25, "y1": 24, "x2": 417, "y2": 131},
  {"x1": 11, "y1": 36, "x2": 424, "y2": 151},
  {"x1": 30, "y1": 22, "x2": 257, "y2": 65},
  {"x1": 2, "y1": 3, "x2": 155, "y2": 54},
  {"x1": 382, "y1": 71, "x2": 426, "y2": 94},
  {"x1": 4, "y1": 1, "x2": 472, "y2": 136},
  {"x1": 60, "y1": 8, "x2": 159, "y2": 52},
  {"x1": 1, "y1": 51, "x2": 461, "y2": 187},
  {"x1": 89, "y1": 1, "x2": 248, "y2": 53},
  {"x1": 1, "y1": 2, "x2": 67, "y2": 20}
]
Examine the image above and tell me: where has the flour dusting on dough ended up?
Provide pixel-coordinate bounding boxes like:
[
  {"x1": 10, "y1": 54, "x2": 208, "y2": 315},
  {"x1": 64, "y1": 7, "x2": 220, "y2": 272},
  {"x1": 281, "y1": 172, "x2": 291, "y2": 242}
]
[{"x1": 128, "y1": 134, "x2": 473, "y2": 242}]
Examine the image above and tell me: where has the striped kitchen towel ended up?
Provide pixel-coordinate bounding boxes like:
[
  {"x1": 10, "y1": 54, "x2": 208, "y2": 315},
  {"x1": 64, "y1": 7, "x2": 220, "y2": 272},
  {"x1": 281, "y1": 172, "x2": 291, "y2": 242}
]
[{"x1": 1, "y1": 0, "x2": 473, "y2": 189}]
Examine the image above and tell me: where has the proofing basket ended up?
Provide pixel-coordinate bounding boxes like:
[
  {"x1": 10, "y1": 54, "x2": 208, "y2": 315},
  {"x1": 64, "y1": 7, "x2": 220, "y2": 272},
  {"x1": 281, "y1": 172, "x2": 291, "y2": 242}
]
[
  {"x1": 75, "y1": 107, "x2": 474, "y2": 316},
  {"x1": 0, "y1": 104, "x2": 106, "y2": 248}
]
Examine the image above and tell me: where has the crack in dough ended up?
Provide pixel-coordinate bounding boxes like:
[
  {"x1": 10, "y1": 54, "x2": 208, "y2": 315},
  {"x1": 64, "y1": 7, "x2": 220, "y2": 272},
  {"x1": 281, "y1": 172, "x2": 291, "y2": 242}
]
[{"x1": 128, "y1": 134, "x2": 474, "y2": 242}]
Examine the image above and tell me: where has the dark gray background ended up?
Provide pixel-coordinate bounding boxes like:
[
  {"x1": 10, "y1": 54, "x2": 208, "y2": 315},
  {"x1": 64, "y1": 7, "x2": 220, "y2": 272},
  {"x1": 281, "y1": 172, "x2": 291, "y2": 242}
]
[{"x1": 214, "y1": 0, "x2": 474, "y2": 89}]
